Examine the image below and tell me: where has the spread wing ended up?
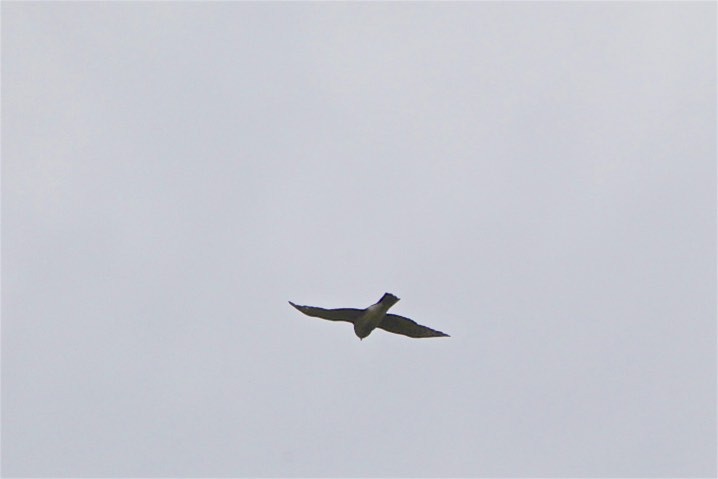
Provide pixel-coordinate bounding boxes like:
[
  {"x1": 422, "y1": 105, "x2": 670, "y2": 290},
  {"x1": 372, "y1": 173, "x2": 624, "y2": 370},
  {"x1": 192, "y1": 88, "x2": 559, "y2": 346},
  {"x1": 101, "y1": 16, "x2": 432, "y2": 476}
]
[
  {"x1": 377, "y1": 314, "x2": 449, "y2": 338},
  {"x1": 288, "y1": 301, "x2": 363, "y2": 324}
]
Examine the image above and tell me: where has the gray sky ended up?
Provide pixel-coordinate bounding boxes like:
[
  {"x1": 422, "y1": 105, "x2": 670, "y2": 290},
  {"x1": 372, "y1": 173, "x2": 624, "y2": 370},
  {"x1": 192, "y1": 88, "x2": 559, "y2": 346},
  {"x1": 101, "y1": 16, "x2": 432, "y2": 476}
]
[{"x1": 2, "y1": 2, "x2": 715, "y2": 477}]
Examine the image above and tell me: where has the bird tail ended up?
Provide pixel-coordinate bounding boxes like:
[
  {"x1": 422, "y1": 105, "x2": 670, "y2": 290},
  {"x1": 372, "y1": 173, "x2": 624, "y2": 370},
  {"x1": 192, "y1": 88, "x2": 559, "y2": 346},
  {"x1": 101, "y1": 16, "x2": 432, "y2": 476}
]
[{"x1": 379, "y1": 293, "x2": 400, "y2": 306}]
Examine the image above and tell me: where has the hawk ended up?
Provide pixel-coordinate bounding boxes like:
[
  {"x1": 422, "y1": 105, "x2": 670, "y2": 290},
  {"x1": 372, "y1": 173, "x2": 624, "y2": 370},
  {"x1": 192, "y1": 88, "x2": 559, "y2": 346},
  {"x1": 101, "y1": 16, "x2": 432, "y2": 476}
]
[{"x1": 289, "y1": 293, "x2": 450, "y2": 340}]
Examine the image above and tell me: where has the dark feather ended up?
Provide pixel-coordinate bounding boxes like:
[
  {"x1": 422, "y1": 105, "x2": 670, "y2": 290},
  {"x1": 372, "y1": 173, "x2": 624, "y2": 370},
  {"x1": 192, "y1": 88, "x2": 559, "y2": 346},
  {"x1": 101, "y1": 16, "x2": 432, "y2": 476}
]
[
  {"x1": 377, "y1": 313, "x2": 450, "y2": 338},
  {"x1": 288, "y1": 302, "x2": 363, "y2": 323}
]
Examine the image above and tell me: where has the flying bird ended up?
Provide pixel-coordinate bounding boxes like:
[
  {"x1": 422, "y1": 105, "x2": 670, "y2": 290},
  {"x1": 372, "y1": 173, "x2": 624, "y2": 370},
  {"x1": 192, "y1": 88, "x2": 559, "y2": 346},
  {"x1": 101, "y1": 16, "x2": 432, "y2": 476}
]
[{"x1": 289, "y1": 293, "x2": 449, "y2": 340}]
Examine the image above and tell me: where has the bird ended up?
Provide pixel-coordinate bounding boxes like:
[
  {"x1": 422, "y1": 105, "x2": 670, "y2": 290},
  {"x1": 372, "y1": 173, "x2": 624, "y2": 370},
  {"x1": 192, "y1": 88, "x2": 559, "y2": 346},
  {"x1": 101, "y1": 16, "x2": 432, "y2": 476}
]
[{"x1": 288, "y1": 293, "x2": 449, "y2": 340}]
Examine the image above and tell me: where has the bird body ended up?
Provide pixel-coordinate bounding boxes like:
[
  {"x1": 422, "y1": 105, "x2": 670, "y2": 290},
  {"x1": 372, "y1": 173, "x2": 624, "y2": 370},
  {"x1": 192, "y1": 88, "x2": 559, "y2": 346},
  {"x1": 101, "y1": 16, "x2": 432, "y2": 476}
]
[
  {"x1": 353, "y1": 293, "x2": 400, "y2": 339},
  {"x1": 289, "y1": 293, "x2": 449, "y2": 340}
]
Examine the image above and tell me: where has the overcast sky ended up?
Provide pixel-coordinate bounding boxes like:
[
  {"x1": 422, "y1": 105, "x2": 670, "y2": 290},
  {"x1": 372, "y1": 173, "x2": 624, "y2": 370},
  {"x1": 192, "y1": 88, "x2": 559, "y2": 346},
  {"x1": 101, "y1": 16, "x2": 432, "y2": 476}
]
[{"x1": 2, "y1": 2, "x2": 715, "y2": 477}]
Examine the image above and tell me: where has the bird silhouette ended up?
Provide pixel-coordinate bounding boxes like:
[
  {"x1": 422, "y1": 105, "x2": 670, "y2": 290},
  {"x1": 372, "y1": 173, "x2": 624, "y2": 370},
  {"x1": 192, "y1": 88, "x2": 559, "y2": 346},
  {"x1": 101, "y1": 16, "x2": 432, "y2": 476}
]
[{"x1": 289, "y1": 293, "x2": 449, "y2": 340}]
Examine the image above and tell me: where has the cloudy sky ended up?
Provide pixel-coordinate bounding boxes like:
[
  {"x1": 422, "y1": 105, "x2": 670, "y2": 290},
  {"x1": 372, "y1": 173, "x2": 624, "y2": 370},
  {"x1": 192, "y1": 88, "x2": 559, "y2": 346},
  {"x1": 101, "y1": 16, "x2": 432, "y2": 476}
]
[{"x1": 2, "y1": 2, "x2": 715, "y2": 477}]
